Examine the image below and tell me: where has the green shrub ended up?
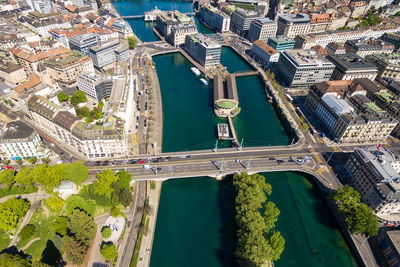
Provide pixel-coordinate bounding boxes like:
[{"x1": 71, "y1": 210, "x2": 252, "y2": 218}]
[
  {"x1": 102, "y1": 226, "x2": 112, "y2": 239},
  {"x1": 66, "y1": 195, "x2": 96, "y2": 216},
  {"x1": 110, "y1": 207, "x2": 120, "y2": 218},
  {"x1": 19, "y1": 224, "x2": 36, "y2": 240}
]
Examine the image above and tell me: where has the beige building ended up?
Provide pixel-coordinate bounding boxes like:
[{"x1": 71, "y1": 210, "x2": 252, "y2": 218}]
[
  {"x1": 366, "y1": 53, "x2": 400, "y2": 81},
  {"x1": 44, "y1": 50, "x2": 94, "y2": 85},
  {"x1": 27, "y1": 95, "x2": 127, "y2": 159},
  {"x1": 0, "y1": 60, "x2": 26, "y2": 85}
]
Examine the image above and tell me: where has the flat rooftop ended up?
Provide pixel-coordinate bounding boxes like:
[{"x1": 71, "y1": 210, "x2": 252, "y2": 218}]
[
  {"x1": 322, "y1": 94, "x2": 354, "y2": 115},
  {"x1": 1, "y1": 120, "x2": 35, "y2": 141},
  {"x1": 284, "y1": 49, "x2": 334, "y2": 66}
]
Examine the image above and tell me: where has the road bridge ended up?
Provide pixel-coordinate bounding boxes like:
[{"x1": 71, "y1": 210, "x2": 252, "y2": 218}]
[{"x1": 121, "y1": 12, "x2": 195, "y2": 19}]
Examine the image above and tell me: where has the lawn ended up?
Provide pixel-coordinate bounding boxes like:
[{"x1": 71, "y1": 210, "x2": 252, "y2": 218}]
[
  {"x1": 0, "y1": 229, "x2": 11, "y2": 251},
  {"x1": 17, "y1": 206, "x2": 63, "y2": 261}
]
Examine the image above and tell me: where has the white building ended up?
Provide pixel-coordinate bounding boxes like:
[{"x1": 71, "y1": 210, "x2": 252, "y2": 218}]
[
  {"x1": 247, "y1": 18, "x2": 278, "y2": 43},
  {"x1": 0, "y1": 120, "x2": 50, "y2": 159},
  {"x1": 32, "y1": 0, "x2": 51, "y2": 14},
  {"x1": 77, "y1": 72, "x2": 113, "y2": 102},
  {"x1": 198, "y1": 5, "x2": 230, "y2": 33},
  {"x1": 277, "y1": 13, "x2": 311, "y2": 38}
]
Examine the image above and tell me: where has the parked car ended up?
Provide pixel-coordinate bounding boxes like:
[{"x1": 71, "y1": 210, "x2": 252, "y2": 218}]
[{"x1": 4, "y1": 166, "x2": 13, "y2": 170}]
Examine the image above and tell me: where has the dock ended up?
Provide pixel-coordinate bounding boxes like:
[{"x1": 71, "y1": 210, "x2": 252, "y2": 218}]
[
  {"x1": 217, "y1": 123, "x2": 232, "y2": 140},
  {"x1": 227, "y1": 116, "x2": 239, "y2": 147}
]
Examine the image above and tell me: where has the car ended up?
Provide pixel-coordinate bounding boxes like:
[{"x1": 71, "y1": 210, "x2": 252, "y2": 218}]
[
  {"x1": 136, "y1": 123, "x2": 139, "y2": 129},
  {"x1": 277, "y1": 160, "x2": 284, "y2": 164},
  {"x1": 56, "y1": 160, "x2": 63, "y2": 164},
  {"x1": 212, "y1": 161, "x2": 218, "y2": 164},
  {"x1": 236, "y1": 159, "x2": 242, "y2": 163},
  {"x1": 269, "y1": 157, "x2": 276, "y2": 160},
  {"x1": 166, "y1": 156, "x2": 171, "y2": 159},
  {"x1": 50, "y1": 143, "x2": 55, "y2": 147},
  {"x1": 139, "y1": 160, "x2": 145, "y2": 164},
  {"x1": 4, "y1": 166, "x2": 13, "y2": 170},
  {"x1": 179, "y1": 155, "x2": 186, "y2": 159},
  {"x1": 187, "y1": 155, "x2": 193, "y2": 158}
]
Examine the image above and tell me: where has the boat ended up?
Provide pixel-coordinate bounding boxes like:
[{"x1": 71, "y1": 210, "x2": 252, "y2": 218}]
[
  {"x1": 200, "y1": 78, "x2": 208, "y2": 85},
  {"x1": 190, "y1": 67, "x2": 201, "y2": 76}
]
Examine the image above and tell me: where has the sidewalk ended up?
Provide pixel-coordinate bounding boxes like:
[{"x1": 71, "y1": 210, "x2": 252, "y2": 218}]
[{"x1": 137, "y1": 181, "x2": 162, "y2": 267}]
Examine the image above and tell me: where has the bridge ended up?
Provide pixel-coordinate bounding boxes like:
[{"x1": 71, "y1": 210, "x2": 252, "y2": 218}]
[
  {"x1": 121, "y1": 12, "x2": 196, "y2": 19},
  {"x1": 232, "y1": 70, "x2": 259, "y2": 77},
  {"x1": 87, "y1": 145, "x2": 341, "y2": 191}
]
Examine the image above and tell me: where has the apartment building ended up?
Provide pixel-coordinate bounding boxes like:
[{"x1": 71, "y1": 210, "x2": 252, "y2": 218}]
[
  {"x1": 326, "y1": 42, "x2": 346, "y2": 55},
  {"x1": 88, "y1": 38, "x2": 120, "y2": 69},
  {"x1": 366, "y1": 53, "x2": 400, "y2": 81},
  {"x1": 44, "y1": 50, "x2": 94, "y2": 85},
  {"x1": 27, "y1": 95, "x2": 127, "y2": 159},
  {"x1": 275, "y1": 49, "x2": 335, "y2": 88},
  {"x1": 345, "y1": 38, "x2": 395, "y2": 58},
  {"x1": 250, "y1": 40, "x2": 279, "y2": 68},
  {"x1": 198, "y1": 5, "x2": 230, "y2": 33},
  {"x1": 170, "y1": 23, "x2": 198, "y2": 47},
  {"x1": 247, "y1": 18, "x2": 277, "y2": 43},
  {"x1": 0, "y1": 60, "x2": 26, "y2": 85},
  {"x1": 381, "y1": 32, "x2": 400, "y2": 51},
  {"x1": 77, "y1": 72, "x2": 113, "y2": 102},
  {"x1": 0, "y1": 120, "x2": 50, "y2": 159},
  {"x1": 327, "y1": 53, "x2": 378, "y2": 81},
  {"x1": 276, "y1": 13, "x2": 311, "y2": 38},
  {"x1": 68, "y1": 33, "x2": 100, "y2": 55},
  {"x1": 346, "y1": 146, "x2": 400, "y2": 219},
  {"x1": 230, "y1": 9, "x2": 263, "y2": 37},
  {"x1": 184, "y1": 33, "x2": 221, "y2": 67}
]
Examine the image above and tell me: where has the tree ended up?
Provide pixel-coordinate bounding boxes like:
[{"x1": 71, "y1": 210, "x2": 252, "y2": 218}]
[
  {"x1": 19, "y1": 224, "x2": 36, "y2": 240},
  {"x1": 100, "y1": 243, "x2": 118, "y2": 261},
  {"x1": 30, "y1": 164, "x2": 49, "y2": 186},
  {"x1": 41, "y1": 158, "x2": 50, "y2": 164},
  {"x1": 15, "y1": 167, "x2": 33, "y2": 186},
  {"x1": 101, "y1": 226, "x2": 112, "y2": 239},
  {"x1": 15, "y1": 159, "x2": 23, "y2": 166},
  {"x1": 66, "y1": 195, "x2": 96, "y2": 216},
  {"x1": 117, "y1": 170, "x2": 131, "y2": 190},
  {"x1": 70, "y1": 91, "x2": 87, "y2": 105},
  {"x1": 333, "y1": 186, "x2": 379, "y2": 236},
  {"x1": 57, "y1": 92, "x2": 68, "y2": 102},
  {"x1": 64, "y1": 162, "x2": 89, "y2": 186},
  {"x1": 41, "y1": 164, "x2": 66, "y2": 191},
  {"x1": 52, "y1": 216, "x2": 68, "y2": 236},
  {"x1": 0, "y1": 169, "x2": 15, "y2": 188},
  {"x1": 119, "y1": 188, "x2": 132, "y2": 207},
  {"x1": 27, "y1": 157, "x2": 37, "y2": 164},
  {"x1": 93, "y1": 170, "x2": 118, "y2": 197},
  {"x1": 110, "y1": 207, "x2": 120, "y2": 217},
  {"x1": 2, "y1": 159, "x2": 10, "y2": 165},
  {"x1": 0, "y1": 253, "x2": 31, "y2": 266},
  {"x1": 0, "y1": 198, "x2": 30, "y2": 231},
  {"x1": 126, "y1": 36, "x2": 137, "y2": 50},
  {"x1": 62, "y1": 235, "x2": 87, "y2": 265},
  {"x1": 46, "y1": 196, "x2": 65, "y2": 211},
  {"x1": 67, "y1": 209, "x2": 96, "y2": 245}
]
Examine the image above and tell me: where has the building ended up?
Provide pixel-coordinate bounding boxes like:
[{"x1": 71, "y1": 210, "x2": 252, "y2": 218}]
[
  {"x1": 155, "y1": 10, "x2": 193, "y2": 38},
  {"x1": 326, "y1": 42, "x2": 346, "y2": 55},
  {"x1": 345, "y1": 38, "x2": 395, "y2": 58},
  {"x1": 77, "y1": 72, "x2": 113, "y2": 102},
  {"x1": 326, "y1": 54, "x2": 378, "y2": 81},
  {"x1": 381, "y1": 32, "x2": 400, "y2": 51},
  {"x1": 169, "y1": 23, "x2": 198, "y2": 47},
  {"x1": 31, "y1": 0, "x2": 51, "y2": 14},
  {"x1": 346, "y1": 146, "x2": 400, "y2": 220},
  {"x1": 365, "y1": 53, "x2": 400, "y2": 81},
  {"x1": 19, "y1": 16, "x2": 71, "y2": 38},
  {"x1": 305, "y1": 81, "x2": 397, "y2": 143},
  {"x1": 267, "y1": 36, "x2": 295, "y2": 52},
  {"x1": 250, "y1": 40, "x2": 279, "y2": 68},
  {"x1": 27, "y1": 95, "x2": 127, "y2": 159},
  {"x1": 44, "y1": 50, "x2": 94, "y2": 85},
  {"x1": 184, "y1": 33, "x2": 221, "y2": 67},
  {"x1": 247, "y1": 18, "x2": 277, "y2": 43},
  {"x1": 88, "y1": 39, "x2": 120, "y2": 69},
  {"x1": 0, "y1": 60, "x2": 26, "y2": 85},
  {"x1": 376, "y1": 229, "x2": 400, "y2": 266},
  {"x1": 276, "y1": 13, "x2": 311, "y2": 38},
  {"x1": 198, "y1": 5, "x2": 230, "y2": 33},
  {"x1": 68, "y1": 33, "x2": 100, "y2": 55},
  {"x1": 0, "y1": 120, "x2": 50, "y2": 159},
  {"x1": 275, "y1": 49, "x2": 335, "y2": 88},
  {"x1": 294, "y1": 26, "x2": 400, "y2": 49},
  {"x1": 49, "y1": 28, "x2": 118, "y2": 49},
  {"x1": 114, "y1": 39, "x2": 130, "y2": 63},
  {"x1": 230, "y1": 9, "x2": 263, "y2": 36}
]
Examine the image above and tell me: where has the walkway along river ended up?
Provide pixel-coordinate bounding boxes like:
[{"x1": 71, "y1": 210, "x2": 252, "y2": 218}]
[{"x1": 111, "y1": 1, "x2": 359, "y2": 266}]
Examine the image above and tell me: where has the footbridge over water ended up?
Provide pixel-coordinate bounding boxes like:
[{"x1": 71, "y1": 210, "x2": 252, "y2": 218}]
[
  {"x1": 232, "y1": 70, "x2": 259, "y2": 77},
  {"x1": 121, "y1": 12, "x2": 195, "y2": 19}
]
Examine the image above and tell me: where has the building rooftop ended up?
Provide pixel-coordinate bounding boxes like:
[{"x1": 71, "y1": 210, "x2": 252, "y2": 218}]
[
  {"x1": 321, "y1": 94, "x2": 354, "y2": 115},
  {"x1": 283, "y1": 49, "x2": 334, "y2": 66},
  {"x1": 346, "y1": 38, "x2": 395, "y2": 51},
  {"x1": 253, "y1": 40, "x2": 278, "y2": 56},
  {"x1": 0, "y1": 120, "x2": 36, "y2": 141},
  {"x1": 187, "y1": 33, "x2": 220, "y2": 48},
  {"x1": 44, "y1": 50, "x2": 90, "y2": 69},
  {"x1": 268, "y1": 35, "x2": 295, "y2": 44},
  {"x1": 376, "y1": 91, "x2": 395, "y2": 104},
  {"x1": 89, "y1": 38, "x2": 119, "y2": 52},
  {"x1": 355, "y1": 146, "x2": 400, "y2": 182},
  {"x1": 278, "y1": 13, "x2": 310, "y2": 23},
  {"x1": 386, "y1": 230, "x2": 400, "y2": 253},
  {"x1": 53, "y1": 111, "x2": 80, "y2": 131},
  {"x1": 327, "y1": 54, "x2": 378, "y2": 71}
]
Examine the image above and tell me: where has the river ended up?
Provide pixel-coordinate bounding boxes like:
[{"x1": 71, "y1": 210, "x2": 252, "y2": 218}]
[{"x1": 111, "y1": 1, "x2": 358, "y2": 266}]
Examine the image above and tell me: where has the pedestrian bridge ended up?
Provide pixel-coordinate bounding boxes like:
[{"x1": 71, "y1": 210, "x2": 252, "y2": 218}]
[
  {"x1": 232, "y1": 70, "x2": 259, "y2": 77},
  {"x1": 121, "y1": 12, "x2": 195, "y2": 19}
]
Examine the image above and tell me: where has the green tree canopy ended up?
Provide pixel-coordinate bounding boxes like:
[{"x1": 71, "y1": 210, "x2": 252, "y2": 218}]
[
  {"x1": 67, "y1": 209, "x2": 96, "y2": 245},
  {"x1": 93, "y1": 170, "x2": 118, "y2": 197},
  {"x1": 52, "y1": 216, "x2": 68, "y2": 236},
  {"x1": 57, "y1": 92, "x2": 68, "y2": 102},
  {"x1": 0, "y1": 197, "x2": 30, "y2": 231},
  {"x1": 0, "y1": 169, "x2": 15, "y2": 188},
  {"x1": 70, "y1": 91, "x2": 87, "y2": 106},
  {"x1": 100, "y1": 243, "x2": 118, "y2": 261},
  {"x1": 64, "y1": 162, "x2": 89, "y2": 186},
  {"x1": 62, "y1": 235, "x2": 87, "y2": 265},
  {"x1": 333, "y1": 185, "x2": 379, "y2": 236},
  {"x1": 110, "y1": 207, "x2": 120, "y2": 217},
  {"x1": 126, "y1": 36, "x2": 137, "y2": 50},
  {"x1": 233, "y1": 173, "x2": 285, "y2": 265},
  {"x1": 66, "y1": 195, "x2": 96, "y2": 216},
  {"x1": 117, "y1": 170, "x2": 131, "y2": 190},
  {"x1": 101, "y1": 226, "x2": 112, "y2": 239},
  {"x1": 15, "y1": 167, "x2": 34, "y2": 186},
  {"x1": 19, "y1": 224, "x2": 36, "y2": 240},
  {"x1": 27, "y1": 157, "x2": 37, "y2": 164},
  {"x1": 0, "y1": 253, "x2": 31, "y2": 266},
  {"x1": 46, "y1": 196, "x2": 65, "y2": 211}
]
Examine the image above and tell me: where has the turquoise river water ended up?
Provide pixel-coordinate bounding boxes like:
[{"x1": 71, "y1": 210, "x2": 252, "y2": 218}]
[{"x1": 111, "y1": 1, "x2": 359, "y2": 266}]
